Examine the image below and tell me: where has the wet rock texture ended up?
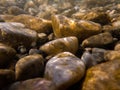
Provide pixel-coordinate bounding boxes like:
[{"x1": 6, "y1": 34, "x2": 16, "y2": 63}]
[
  {"x1": 0, "y1": 0, "x2": 120, "y2": 90},
  {"x1": 15, "y1": 54, "x2": 44, "y2": 81},
  {"x1": 9, "y1": 78, "x2": 54, "y2": 90},
  {"x1": 82, "y1": 59, "x2": 120, "y2": 90},
  {"x1": 44, "y1": 52, "x2": 85, "y2": 90}
]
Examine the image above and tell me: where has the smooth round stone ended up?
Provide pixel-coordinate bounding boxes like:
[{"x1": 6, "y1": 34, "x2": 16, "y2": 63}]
[
  {"x1": 81, "y1": 32, "x2": 114, "y2": 48},
  {"x1": 82, "y1": 59, "x2": 120, "y2": 90},
  {"x1": 39, "y1": 36, "x2": 78, "y2": 56},
  {"x1": 0, "y1": 43, "x2": 16, "y2": 68},
  {"x1": 0, "y1": 69, "x2": 15, "y2": 89},
  {"x1": 52, "y1": 15, "x2": 101, "y2": 42},
  {"x1": 9, "y1": 78, "x2": 55, "y2": 90},
  {"x1": 0, "y1": 22, "x2": 38, "y2": 48},
  {"x1": 15, "y1": 54, "x2": 44, "y2": 80},
  {"x1": 44, "y1": 52, "x2": 85, "y2": 90}
]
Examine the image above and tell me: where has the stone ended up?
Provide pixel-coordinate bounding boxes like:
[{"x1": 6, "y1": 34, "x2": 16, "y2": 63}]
[
  {"x1": 39, "y1": 36, "x2": 78, "y2": 56},
  {"x1": 0, "y1": 69, "x2": 15, "y2": 89},
  {"x1": 7, "y1": 14, "x2": 53, "y2": 34},
  {"x1": 52, "y1": 15, "x2": 101, "y2": 42},
  {"x1": 8, "y1": 6, "x2": 28, "y2": 15},
  {"x1": 29, "y1": 48, "x2": 41, "y2": 55},
  {"x1": 82, "y1": 59, "x2": 120, "y2": 90},
  {"x1": 0, "y1": 43, "x2": 16, "y2": 68},
  {"x1": 44, "y1": 52, "x2": 85, "y2": 90},
  {"x1": 0, "y1": 22, "x2": 38, "y2": 48},
  {"x1": 104, "y1": 50, "x2": 120, "y2": 61},
  {"x1": 37, "y1": 33, "x2": 48, "y2": 45},
  {"x1": 9, "y1": 78, "x2": 54, "y2": 90},
  {"x1": 114, "y1": 42, "x2": 120, "y2": 51},
  {"x1": 36, "y1": 4, "x2": 58, "y2": 20},
  {"x1": 15, "y1": 54, "x2": 44, "y2": 80},
  {"x1": 81, "y1": 32, "x2": 114, "y2": 48},
  {"x1": 81, "y1": 11, "x2": 111, "y2": 25}
]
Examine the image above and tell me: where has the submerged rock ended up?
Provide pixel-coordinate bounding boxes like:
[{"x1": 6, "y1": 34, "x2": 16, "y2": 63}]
[
  {"x1": 15, "y1": 54, "x2": 44, "y2": 80},
  {"x1": 81, "y1": 32, "x2": 114, "y2": 48},
  {"x1": 52, "y1": 15, "x2": 101, "y2": 41},
  {"x1": 0, "y1": 22, "x2": 38, "y2": 48},
  {"x1": 104, "y1": 50, "x2": 120, "y2": 61},
  {"x1": 0, "y1": 69, "x2": 15, "y2": 89},
  {"x1": 82, "y1": 59, "x2": 120, "y2": 90},
  {"x1": 0, "y1": 43, "x2": 16, "y2": 68},
  {"x1": 44, "y1": 52, "x2": 85, "y2": 90},
  {"x1": 6, "y1": 14, "x2": 53, "y2": 34},
  {"x1": 81, "y1": 11, "x2": 111, "y2": 25},
  {"x1": 39, "y1": 36, "x2": 78, "y2": 56},
  {"x1": 9, "y1": 78, "x2": 54, "y2": 90},
  {"x1": 8, "y1": 6, "x2": 28, "y2": 15}
]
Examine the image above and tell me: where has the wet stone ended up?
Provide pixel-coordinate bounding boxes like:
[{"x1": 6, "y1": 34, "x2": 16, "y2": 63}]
[
  {"x1": 29, "y1": 48, "x2": 41, "y2": 55},
  {"x1": 0, "y1": 69, "x2": 15, "y2": 89},
  {"x1": 104, "y1": 50, "x2": 120, "y2": 61},
  {"x1": 114, "y1": 42, "x2": 120, "y2": 51},
  {"x1": 7, "y1": 14, "x2": 53, "y2": 34},
  {"x1": 15, "y1": 54, "x2": 44, "y2": 81},
  {"x1": 81, "y1": 32, "x2": 114, "y2": 48},
  {"x1": 39, "y1": 36, "x2": 78, "y2": 56},
  {"x1": 82, "y1": 59, "x2": 120, "y2": 90},
  {"x1": 52, "y1": 15, "x2": 101, "y2": 42},
  {"x1": 8, "y1": 6, "x2": 28, "y2": 15},
  {"x1": 0, "y1": 43, "x2": 16, "y2": 68},
  {"x1": 81, "y1": 11, "x2": 111, "y2": 25},
  {"x1": 9, "y1": 78, "x2": 54, "y2": 90},
  {"x1": 44, "y1": 52, "x2": 85, "y2": 90},
  {"x1": 0, "y1": 22, "x2": 38, "y2": 48}
]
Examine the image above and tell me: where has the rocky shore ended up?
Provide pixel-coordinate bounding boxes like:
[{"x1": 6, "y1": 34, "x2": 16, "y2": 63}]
[{"x1": 0, "y1": 0, "x2": 120, "y2": 90}]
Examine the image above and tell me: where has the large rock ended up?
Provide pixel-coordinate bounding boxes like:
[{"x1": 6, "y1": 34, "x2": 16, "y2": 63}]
[
  {"x1": 44, "y1": 52, "x2": 85, "y2": 90},
  {"x1": 6, "y1": 14, "x2": 53, "y2": 34},
  {"x1": 52, "y1": 15, "x2": 101, "y2": 41},
  {"x1": 82, "y1": 59, "x2": 120, "y2": 90},
  {"x1": 15, "y1": 54, "x2": 44, "y2": 81},
  {"x1": 0, "y1": 43, "x2": 16, "y2": 68},
  {"x1": 39, "y1": 36, "x2": 78, "y2": 56},
  {"x1": 0, "y1": 22, "x2": 38, "y2": 48},
  {"x1": 0, "y1": 69, "x2": 15, "y2": 89},
  {"x1": 81, "y1": 32, "x2": 114, "y2": 48},
  {"x1": 9, "y1": 78, "x2": 54, "y2": 90}
]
